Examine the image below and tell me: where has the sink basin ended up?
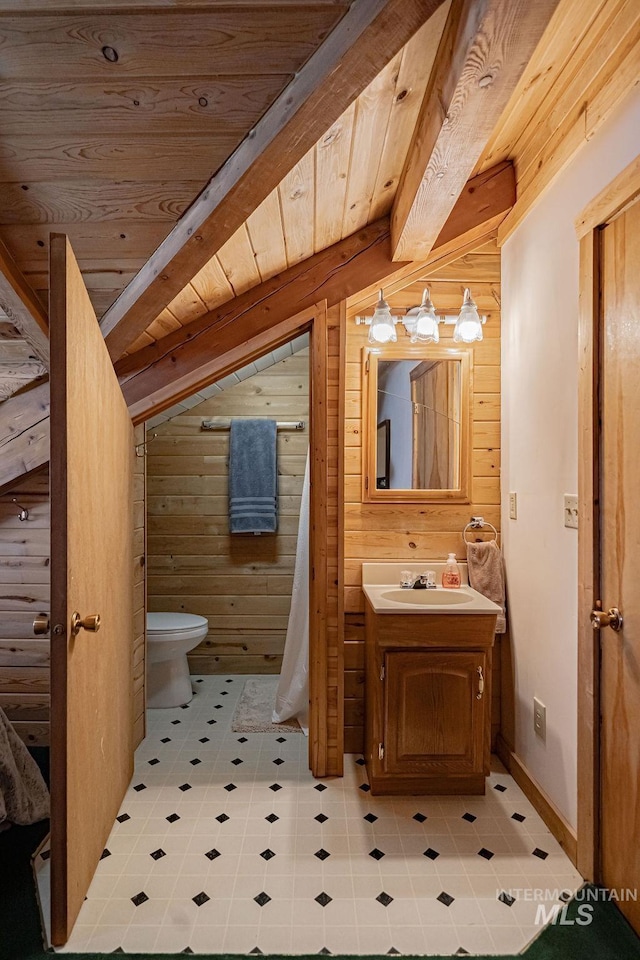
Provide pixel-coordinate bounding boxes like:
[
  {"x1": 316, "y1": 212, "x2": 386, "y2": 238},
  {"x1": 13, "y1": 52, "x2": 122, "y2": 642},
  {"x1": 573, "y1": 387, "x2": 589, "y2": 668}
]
[{"x1": 380, "y1": 588, "x2": 473, "y2": 606}]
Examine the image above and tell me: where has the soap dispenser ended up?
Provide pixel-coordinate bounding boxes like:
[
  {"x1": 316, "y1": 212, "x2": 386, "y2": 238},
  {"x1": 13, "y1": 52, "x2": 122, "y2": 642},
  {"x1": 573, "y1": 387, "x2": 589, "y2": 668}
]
[{"x1": 442, "y1": 553, "x2": 461, "y2": 588}]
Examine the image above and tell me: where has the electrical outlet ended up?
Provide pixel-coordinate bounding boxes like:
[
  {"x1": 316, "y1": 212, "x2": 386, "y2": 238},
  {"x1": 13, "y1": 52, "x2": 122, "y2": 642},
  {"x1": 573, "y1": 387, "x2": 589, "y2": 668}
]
[
  {"x1": 533, "y1": 698, "x2": 546, "y2": 741},
  {"x1": 509, "y1": 492, "x2": 517, "y2": 520},
  {"x1": 564, "y1": 495, "x2": 578, "y2": 529}
]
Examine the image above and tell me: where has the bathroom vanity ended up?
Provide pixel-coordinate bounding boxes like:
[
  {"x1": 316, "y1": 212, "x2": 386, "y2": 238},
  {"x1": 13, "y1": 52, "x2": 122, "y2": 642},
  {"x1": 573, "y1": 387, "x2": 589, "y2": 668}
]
[{"x1": 362, "y1": 563, "x2": 500, "y2": 795}]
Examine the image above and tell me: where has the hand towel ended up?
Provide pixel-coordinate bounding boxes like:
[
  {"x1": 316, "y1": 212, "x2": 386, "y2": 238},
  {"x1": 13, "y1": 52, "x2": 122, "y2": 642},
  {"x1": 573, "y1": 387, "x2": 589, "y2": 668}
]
[
  {"x1": 466, "y1": 539, "x2": 506, "y2": 633},
  {"x1": 229, "y1": 418, "x2": 278, "y2": 534},
  {"x1": 0, "y1": 707, "x2": 49, "y2": 827}
]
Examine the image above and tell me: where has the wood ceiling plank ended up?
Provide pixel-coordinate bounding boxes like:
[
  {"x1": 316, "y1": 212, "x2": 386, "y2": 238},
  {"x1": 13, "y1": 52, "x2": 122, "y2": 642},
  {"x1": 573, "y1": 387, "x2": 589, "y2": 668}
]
[
  {"x1": 0, "y1": 180, "x2": 201, "y2": 226},
  {"x1": 98, "y1": 0, "x2": 447, "y2": 359},
  {"x1": 498, "y1": 2, "x2": 640, "y2": 243},
  {"x1": 1, "y1": 222, "x2": 169, "y2": 265},
  {"x1": 475, "y1": 0, "x2": 608, "y2": 174},
  {"x1": 280, "y1": 152, "x2": 316, "y2": 268},
  {"x1": 0, "y1": 135, "x2": 239, "y2": 182},
  {"x1": 0, "y1": 76, "x2": 290, "y2": 136},
  {"x1": 189, "y1": 256, "x2": 235, "y2": 312},
  {"x1": 341, "y1": 56, "x2": 400, "y2": 237},
  {"x1": 390, "y1": 0, "x2": 560, "y2": 262},
  {"x1": 216, "y1": 224, "x2": 262, "y2": 298},
  {"x1": 369, "y1": 3, "x2": 450, "y2": 221},
  {"x1": 246, "y1": 190, "x2": 288, "y2": 284},
  {"x1": 162, "y1": 283, "x2": 208, "y2": 328},
  {"x1": 0, "y1": 239, "x2": 49, "y2": 363},
  {"x1": 314, "y1": 102, "x2": 356, "y2": 253},
  {"x1": 0, "y1": 10, "x2": 347, "y2": 79},
  {"x1": 510, "y1": 0, "x2": 638, "y2": 195}
]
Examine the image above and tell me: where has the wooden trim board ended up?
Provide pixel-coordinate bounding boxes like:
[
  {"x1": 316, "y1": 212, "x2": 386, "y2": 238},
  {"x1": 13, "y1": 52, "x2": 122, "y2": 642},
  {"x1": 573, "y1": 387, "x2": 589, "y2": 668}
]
[{"x1": 496, "y1": 734, "x2": 578, "y2": 866}]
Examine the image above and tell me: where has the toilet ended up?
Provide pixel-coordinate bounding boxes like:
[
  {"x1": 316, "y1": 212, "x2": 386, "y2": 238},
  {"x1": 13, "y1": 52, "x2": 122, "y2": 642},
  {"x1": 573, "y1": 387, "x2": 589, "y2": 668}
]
[{"x1": 146, "y1": 612, "x2": 209, "y2": 709}]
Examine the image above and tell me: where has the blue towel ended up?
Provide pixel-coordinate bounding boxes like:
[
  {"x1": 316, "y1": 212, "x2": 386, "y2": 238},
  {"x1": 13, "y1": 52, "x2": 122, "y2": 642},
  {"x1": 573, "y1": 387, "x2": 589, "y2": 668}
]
[{"x1": 229, "y1": 419, "x2": 278, "y2": 534}]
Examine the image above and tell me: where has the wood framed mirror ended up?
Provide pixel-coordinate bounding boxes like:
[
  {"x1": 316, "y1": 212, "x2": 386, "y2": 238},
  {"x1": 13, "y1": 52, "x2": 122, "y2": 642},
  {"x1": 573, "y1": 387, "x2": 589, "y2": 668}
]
[{"x1": 363, "y1": 344, "x2": 472, "y2": 502}]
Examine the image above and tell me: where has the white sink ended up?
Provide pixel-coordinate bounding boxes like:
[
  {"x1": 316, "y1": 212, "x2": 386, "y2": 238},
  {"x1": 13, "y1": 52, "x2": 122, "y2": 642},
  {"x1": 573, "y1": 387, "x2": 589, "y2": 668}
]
[
  {"x1": 362, "y1": 562, "x2": 502, "y2": 616},
  {"x1": 380, "y1": 588, "x2": 473, "y2": 606}
]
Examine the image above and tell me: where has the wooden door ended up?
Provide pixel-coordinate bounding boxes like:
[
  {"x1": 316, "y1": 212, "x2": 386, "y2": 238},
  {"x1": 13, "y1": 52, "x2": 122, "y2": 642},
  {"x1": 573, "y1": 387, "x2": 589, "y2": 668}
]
[
  {"x1": 384, "y1": 650, "x2": 485, "y2": 775},
  {"x1": 599, "y1": 200, "x2": 640, "y2": 933},
  {"x1": 49, "y1": 235, "x2": 135, "y2": 945}
]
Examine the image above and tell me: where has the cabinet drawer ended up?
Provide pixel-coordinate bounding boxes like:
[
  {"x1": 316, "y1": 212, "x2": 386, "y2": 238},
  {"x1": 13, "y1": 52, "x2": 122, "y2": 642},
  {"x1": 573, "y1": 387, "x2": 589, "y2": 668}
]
[{"x1": 383, "y1": 650, "x2": 486, "y2": 776}]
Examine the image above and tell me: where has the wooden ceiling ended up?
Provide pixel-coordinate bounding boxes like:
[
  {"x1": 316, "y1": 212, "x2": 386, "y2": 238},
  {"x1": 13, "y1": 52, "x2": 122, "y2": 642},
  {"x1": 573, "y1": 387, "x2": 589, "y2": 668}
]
[
  {"x1": 122, "y1": 0, "x2": 640, "y2": 352},
  {"x1": 0, "y1": 1, "x2": 351, "y2": 324}
]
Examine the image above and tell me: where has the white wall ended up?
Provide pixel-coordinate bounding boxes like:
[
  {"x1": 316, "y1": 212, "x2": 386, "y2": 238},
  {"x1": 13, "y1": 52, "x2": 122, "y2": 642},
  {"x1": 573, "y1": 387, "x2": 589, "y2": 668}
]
[{"x1": 501, "y1": 85, "x2": 640, "y2": 830}]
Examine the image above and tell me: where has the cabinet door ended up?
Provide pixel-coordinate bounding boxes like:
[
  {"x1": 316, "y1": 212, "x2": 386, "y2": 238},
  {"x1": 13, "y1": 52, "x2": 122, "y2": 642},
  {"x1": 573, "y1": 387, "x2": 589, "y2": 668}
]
[{"x1": 384, "y1": 650, "x2": 486, "y2": 776}]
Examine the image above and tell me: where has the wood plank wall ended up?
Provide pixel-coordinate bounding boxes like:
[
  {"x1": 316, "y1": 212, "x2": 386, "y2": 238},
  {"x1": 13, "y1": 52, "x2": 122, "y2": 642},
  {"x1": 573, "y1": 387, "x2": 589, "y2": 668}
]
[
  {"x1": 0, "y1": 438, "x2": 146, "y2": 749},
  {"x1": 0, "y1": 467, "x2": 50, "y2": 746},
  {"x1": 146, "y1": 350, "x2": 309, "y2": 675},
  {"x1": 133, "y1": 423, "x2": 146, "y2": 748},
  {"x1": 342, "y1": 278, "x2": 502, "y2": 753}
]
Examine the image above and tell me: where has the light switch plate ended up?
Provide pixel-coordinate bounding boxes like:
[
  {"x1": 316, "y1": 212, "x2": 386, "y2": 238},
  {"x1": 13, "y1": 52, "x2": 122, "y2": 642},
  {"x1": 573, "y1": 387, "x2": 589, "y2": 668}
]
[
  {"x1": 509, "y1": 492, "x2": 517, "y2": 520},
  {"x1": 564, "y1": 495, "x2": 578, "y2": 529},
  {"x1": 533, "y1": 698, "x2": 546, "y2": 741}
]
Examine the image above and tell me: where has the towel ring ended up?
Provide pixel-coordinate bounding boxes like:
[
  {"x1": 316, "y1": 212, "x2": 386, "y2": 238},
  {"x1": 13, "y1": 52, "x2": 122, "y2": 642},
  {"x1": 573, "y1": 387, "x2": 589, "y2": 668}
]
[{"x1": 463, "y1": 516, "x2": 498, "y2": 544}]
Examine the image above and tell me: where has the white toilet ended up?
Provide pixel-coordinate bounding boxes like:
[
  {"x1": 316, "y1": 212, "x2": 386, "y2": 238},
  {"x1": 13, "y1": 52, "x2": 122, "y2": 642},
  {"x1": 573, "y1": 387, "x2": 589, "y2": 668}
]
[{"x1": 146, "y1": 612, "x2": 209, "y2": 709}]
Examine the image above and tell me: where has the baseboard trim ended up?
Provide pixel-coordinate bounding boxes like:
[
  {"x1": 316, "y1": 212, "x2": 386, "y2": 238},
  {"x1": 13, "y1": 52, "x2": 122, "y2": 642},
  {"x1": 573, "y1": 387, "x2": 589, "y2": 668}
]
[{"x1": 496, "y1": 734, "x2": 578, "y2": 867}]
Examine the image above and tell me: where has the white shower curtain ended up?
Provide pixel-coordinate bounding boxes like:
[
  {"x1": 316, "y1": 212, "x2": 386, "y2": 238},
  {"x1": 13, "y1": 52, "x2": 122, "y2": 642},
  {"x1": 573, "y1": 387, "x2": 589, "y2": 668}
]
[{"x1": 272, "y1": 450, "x2": 309, "y2": 734}]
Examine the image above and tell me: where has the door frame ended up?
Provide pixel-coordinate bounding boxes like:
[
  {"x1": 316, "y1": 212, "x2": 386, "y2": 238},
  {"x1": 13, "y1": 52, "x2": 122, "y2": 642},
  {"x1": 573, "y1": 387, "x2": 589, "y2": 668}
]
[
  {"x1": 128, "y1": 299, "x2": 343, "y2": 778},
  {"x1": 576, "y1": 154, "x2": 640, "y2": 879}
]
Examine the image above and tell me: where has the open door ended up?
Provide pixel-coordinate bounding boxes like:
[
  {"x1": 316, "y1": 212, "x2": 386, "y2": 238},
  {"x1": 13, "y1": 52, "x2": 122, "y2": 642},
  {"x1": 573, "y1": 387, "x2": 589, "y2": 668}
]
[{"x1": 49, "y1": 234, "x2": 135, "y2": 945}]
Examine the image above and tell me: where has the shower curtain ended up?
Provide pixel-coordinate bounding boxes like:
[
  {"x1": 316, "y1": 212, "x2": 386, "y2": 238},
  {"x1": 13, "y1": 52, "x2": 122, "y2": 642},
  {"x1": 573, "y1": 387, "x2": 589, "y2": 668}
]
[{"x1": 273, "y1": 450, "x2": 309, "y2": 734}]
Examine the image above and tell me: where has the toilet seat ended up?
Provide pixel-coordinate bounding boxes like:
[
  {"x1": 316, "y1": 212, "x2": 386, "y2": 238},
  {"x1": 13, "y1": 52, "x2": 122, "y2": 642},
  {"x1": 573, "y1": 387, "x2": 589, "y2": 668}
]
[{"x1": 147, "y1": 612, "x2": 208, "y2": 644}]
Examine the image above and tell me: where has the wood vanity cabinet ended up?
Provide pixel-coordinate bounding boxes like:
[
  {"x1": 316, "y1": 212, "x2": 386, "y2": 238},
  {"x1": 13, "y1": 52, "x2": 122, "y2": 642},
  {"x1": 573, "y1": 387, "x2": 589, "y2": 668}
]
[{"x1": 364, "y1": 601, "x2": 496, "y2": 795}]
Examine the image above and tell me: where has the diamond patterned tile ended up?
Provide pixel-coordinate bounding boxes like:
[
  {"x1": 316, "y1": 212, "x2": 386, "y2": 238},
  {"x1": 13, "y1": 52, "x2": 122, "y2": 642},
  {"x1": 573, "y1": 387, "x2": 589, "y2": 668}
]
[{"x1": 56, "y1": 676, "x2": 581, "y2": 958}]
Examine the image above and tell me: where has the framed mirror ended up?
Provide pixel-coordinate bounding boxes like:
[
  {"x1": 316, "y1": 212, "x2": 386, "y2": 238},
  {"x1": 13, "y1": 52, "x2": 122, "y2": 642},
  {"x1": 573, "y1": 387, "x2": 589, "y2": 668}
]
[{"x1": 363, "y1": 345, "x2": 471, "y2": 502}]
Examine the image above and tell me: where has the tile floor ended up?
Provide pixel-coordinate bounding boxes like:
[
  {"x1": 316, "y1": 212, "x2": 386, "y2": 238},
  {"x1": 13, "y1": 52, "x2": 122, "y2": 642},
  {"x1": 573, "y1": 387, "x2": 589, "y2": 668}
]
[{"x1": 36, "y1": 676, "x2": 584, "y2": 956}]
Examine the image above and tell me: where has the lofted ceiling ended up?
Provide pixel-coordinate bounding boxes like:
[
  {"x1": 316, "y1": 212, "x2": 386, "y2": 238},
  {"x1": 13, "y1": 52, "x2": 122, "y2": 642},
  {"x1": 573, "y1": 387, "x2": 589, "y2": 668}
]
[
  {"x1": 0, "y1": 1, "x2": 351, "y2": 326},
  {"x1": 1, "y1": 0, "x2": 639, "y2": 497}
]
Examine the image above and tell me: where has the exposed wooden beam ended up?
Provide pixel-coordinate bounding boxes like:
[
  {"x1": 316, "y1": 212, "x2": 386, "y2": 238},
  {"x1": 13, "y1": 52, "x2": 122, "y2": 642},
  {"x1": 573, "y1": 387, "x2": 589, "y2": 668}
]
[
  {"x1": 390, "y1": 0, "x2": 560, "y2": 262},
  {"x1": 0, "y1": 381, "x2": 50, "y2": 496},
  {"x1": 117, "y1": 162, "x2": 513, "y2": 423},
  {"x1": 99, "y1": 0, "x2": 446, "y2": 360},
  {"x1": 0, "y1": 240, "x2": 49, "y2": 364},
  {"x1": 0, "y1": 159, "x2": 513, "y2": 484},
  {"x1": 116, "y1": 219, "x2": 406, "y2": 421},
  {"x1": 349, "y1": 161, "x2": 513, "y2": 311}
]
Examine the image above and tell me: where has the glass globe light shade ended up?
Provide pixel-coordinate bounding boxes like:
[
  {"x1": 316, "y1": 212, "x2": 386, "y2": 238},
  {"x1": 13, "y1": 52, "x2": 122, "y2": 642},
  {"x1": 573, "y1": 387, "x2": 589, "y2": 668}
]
[
  {"x1": 368, "y1": 289, "x2": 397, "y2": 343},
  {"x1": 453, "y1": 288, "x2": 483, "y2": 343},
  {"x1": 411, "y1": 288, "x2": 439, "y2": 343}
]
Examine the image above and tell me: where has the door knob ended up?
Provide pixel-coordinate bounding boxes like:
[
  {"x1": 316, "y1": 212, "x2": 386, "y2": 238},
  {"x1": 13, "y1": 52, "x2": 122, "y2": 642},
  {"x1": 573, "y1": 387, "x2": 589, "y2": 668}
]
[
  {"x1": 33, "y1": 615, "x2": 50, "y2": 636},
  {"x1": 71, "y1": 612, "x2": 101, "y2": 636},
  {"x1": 590, "y1": 602, "x2": 623, "y2": 632}
]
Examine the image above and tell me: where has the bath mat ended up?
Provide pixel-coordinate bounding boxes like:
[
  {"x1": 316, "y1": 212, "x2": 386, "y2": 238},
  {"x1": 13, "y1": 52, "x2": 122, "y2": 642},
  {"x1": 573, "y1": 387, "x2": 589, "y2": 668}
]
[{"x1": 231, "y1": 677, "x2": 302, "y2": 734}]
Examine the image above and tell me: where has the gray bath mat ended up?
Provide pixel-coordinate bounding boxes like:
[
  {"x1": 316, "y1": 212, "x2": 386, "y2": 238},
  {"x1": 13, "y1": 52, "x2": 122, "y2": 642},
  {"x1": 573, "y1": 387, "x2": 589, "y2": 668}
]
[{"x1": 231, "y1": 677, "x2": 302, "y2": 734}]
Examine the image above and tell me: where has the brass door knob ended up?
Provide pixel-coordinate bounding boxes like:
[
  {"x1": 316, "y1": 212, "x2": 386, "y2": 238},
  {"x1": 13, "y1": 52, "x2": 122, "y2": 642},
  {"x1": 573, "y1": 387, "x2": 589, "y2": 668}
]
[
  {"x1": 33, "y1": 615, "x2": 50, "y2": 636},
  {"x1": 591, "y1": 605, "x2": 623, "y2": 632},
  {"x1": 71, "y1": 612, "x2": 101, "y2": 636}
]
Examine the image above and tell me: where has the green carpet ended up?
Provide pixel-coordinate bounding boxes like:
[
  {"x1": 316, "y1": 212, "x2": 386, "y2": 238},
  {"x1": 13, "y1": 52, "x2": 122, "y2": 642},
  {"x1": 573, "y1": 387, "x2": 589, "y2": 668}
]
[{"x1": 2, "y1": 749, "x2": 639, "y2": 960}]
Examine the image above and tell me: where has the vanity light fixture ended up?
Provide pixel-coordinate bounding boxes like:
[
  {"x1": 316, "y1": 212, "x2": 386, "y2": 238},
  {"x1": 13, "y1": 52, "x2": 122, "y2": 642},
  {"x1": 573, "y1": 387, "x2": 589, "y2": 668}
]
[
  {"x1": 403, "y1": 288, "x2": 440, "y2": 343},
  {"x1": 368, "y1": 289, "x2": 397, "y2": 344},
  {"x1": 453, "y1": 288, "x2": 484, "y2": 343}
]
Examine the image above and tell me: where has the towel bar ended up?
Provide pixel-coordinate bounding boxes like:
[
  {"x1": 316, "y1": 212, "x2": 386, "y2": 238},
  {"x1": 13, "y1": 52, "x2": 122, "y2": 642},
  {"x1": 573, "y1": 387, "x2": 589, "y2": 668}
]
[
  {"x1": 462, "y1": 516, "x2": 498, "y2": 543},
  {"x1": 201, "y1": 418, "x2": 305, "y2": 431}
]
